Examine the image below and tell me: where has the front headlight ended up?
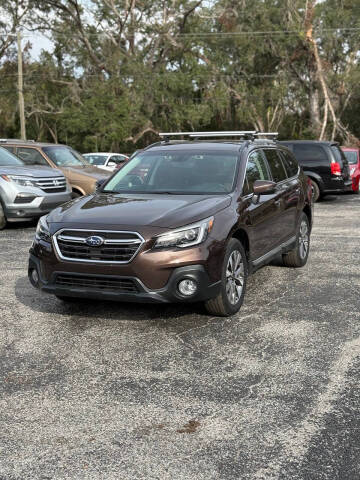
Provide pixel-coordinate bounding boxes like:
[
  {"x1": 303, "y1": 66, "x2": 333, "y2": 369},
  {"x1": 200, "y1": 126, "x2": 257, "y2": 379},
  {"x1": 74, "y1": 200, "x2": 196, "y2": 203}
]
[
  {"x1": 154, "y1": 217, "x2": 214, "y2": 249},
  {"x1": 1, "y1": 175, "x2": 36, "y2": 187},
  {"x1": 35, "y1": 215, "x2": 51, "y2": 242}
]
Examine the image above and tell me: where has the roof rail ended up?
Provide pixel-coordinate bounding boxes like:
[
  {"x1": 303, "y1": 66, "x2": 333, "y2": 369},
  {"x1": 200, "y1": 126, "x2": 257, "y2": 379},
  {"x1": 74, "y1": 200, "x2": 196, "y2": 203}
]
[
  {"x1": 159, "y1": 131, "x2": 278, "y2": 140},
  {"x1": 0, "y1": 138, "x2": 35, "y2": 143}
]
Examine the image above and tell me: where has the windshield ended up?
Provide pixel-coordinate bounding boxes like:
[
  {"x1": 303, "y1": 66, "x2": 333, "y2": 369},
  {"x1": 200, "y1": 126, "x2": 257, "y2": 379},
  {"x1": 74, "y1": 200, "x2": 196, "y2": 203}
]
[
  {"x1": 343, "y1": 150, "x2": 358, "y2": 165},
  {"x1": 0, "y1": 147, "x2": 24, "y2": 166},
  {"x1": 84, "y1": 154, "x2": 107, "y2": 166},
  {"x1": 103, "y1": 150, "x2": 239, "y2": 194},
  {"x1": 42, "y1": 146, "x2": 88, "y2": 167}
]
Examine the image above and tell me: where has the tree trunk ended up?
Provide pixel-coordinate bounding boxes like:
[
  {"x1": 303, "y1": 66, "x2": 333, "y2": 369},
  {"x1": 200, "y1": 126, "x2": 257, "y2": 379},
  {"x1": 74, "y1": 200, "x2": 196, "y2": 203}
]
[{"x1": 309, "y1": 83, "x2": 321, "y2": 137}]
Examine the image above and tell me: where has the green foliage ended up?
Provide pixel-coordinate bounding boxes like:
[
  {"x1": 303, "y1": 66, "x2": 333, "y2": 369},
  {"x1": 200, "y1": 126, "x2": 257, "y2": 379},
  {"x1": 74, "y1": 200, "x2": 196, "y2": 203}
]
[{"x1": 0, "y1": 0, "x2": 359, "y2": 151}]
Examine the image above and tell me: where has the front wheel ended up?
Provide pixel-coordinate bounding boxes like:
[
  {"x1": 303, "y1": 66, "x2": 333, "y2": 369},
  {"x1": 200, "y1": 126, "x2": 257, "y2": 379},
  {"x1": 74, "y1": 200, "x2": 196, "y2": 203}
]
[
  {"x1": 205, "y1": 239, "x2": 248, "y2": 317},
  {"x1": 282, "y1": 213, "x2": 310, "y2": 268}
]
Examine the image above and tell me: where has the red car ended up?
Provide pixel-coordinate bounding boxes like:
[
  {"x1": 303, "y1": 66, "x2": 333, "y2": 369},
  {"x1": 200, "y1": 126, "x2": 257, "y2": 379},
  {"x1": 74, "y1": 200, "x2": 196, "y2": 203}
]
[{"x1": 341, "y1": 147, "x2": 360, "y2": 194}]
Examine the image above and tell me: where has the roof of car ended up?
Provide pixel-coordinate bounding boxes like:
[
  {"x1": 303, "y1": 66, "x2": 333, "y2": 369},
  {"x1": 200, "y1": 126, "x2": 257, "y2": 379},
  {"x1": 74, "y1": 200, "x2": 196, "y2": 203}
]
[
  {"x1": 279, "y1": 140, "x2": 338, "y2": 146},
  {"x1": 0, "y1": 139, "x2": 67, "y2": 147},
  {"x1": 144, "y1": 140, "x2": 280, "y2": 153},
  {"x1": 84, "y1": 152, "x2": 113, "y2": 156},
  {"x1": 147, "y1": 141, "x2": 244, "y2": 152}
]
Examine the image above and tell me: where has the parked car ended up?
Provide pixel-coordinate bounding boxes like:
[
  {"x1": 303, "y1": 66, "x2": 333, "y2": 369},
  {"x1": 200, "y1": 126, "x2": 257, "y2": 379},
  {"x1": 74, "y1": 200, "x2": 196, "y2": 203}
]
[
  {"x1": 0, "y1": 140, "x2": 110, "y2": 196},
  {"x1": 279, "y1": 140, "x2": 352, "y2": 202},
  {"x1": 28, "y1": 131, "x2": 313, "y2": 317},
  {"x1": 341, "y1": 147, "x2": 360, "y2": 194},
  {"x1": 0, "y1": 146, "x2": 71, "y2": 229},
  {"x1": 83, "y1": 152, "x2": 129, "y2": 172}
]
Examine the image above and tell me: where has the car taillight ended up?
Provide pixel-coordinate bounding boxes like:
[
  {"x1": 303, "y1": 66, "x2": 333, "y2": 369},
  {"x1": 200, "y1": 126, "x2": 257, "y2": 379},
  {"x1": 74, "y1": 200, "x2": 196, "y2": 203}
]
[{"x1": 331, "y1": 161, "x2": 341, "y2": 176}]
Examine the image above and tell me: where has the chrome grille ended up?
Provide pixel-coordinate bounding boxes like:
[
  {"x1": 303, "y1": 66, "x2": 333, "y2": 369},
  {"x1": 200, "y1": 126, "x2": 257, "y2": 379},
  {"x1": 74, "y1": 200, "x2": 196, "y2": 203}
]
[
  {"x1": 55, "y1": 274, "x2": 138, "y2": 293},
  {"x1": 35, "y1": 176, "x2": 67, "y2": 193},
  {"x1": 53, "y1": 229, "x2": 144, "y2": 264}
]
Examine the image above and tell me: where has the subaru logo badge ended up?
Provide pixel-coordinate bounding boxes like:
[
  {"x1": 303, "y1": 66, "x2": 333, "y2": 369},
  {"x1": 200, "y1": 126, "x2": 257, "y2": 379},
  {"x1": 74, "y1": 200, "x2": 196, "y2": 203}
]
[{"x1": 85, "y1": 235, "x2": 104, "y2": 247}]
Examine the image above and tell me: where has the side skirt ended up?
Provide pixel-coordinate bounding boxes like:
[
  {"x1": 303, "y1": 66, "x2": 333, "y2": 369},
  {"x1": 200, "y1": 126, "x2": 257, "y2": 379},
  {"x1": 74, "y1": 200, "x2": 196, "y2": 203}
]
[{"x1": 251, "y1": 236, "x2": 296, "y2": 272}]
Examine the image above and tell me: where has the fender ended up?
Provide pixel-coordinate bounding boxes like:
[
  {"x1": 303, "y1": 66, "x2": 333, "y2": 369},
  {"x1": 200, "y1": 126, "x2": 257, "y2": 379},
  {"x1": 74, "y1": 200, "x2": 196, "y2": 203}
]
[{"x1": 303, "y1": 170, "x2": 324, "y2": 192}]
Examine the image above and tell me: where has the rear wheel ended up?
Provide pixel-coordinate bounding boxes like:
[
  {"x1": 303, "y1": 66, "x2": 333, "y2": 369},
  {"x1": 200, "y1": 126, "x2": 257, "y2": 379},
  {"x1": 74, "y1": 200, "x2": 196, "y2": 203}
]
[
  {"x1": 0, "y1": 202, "x2": 7, "y2": 230},
  {"x1": 310, "y1": 179, "x2": 320, "y2": 202},
  {"x1": 282, "y1": 213, "x2": 310, "y2": 268},
  {"x1": 205, "y1": 239, "x2": 248, "y2": 317}
]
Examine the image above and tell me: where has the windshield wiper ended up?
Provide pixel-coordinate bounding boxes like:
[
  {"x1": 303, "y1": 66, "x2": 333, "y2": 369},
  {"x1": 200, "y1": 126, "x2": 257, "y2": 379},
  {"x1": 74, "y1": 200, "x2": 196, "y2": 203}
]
[{"x1": 151, "y1": 191, "x2": 180, "y2": 194}]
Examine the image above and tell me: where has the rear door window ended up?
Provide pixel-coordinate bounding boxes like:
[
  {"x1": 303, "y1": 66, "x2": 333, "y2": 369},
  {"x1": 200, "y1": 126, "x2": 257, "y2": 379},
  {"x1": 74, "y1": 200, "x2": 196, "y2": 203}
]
[
  {"x1": 263, "y1": 149, "x2": 287, "y2": 182},
  {"x1": 293, "y1": 144, "x2": 328, "y2": 164},
  {"x1": 280, "y1": 150, "x2": 299, "y2": 177},
  {"x1": 17, "y1": 147, "x2": 49, "y2": 166}
]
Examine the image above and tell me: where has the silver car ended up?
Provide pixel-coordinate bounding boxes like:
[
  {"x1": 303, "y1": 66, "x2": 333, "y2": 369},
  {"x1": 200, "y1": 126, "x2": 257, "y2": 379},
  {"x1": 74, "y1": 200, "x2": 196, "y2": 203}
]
[{"x1": 0, "y1": 147, "x2": 72, "y2": 229}]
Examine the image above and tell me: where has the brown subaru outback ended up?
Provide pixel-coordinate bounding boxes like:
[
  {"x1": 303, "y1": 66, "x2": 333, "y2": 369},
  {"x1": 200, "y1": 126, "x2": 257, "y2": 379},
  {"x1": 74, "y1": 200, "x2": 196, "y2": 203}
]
[
  {"x1": 1, "y1": 140, "x2": 110, "y2": 196},
  {"x1": 28, "y1": 132, "x2": 313, "y2": 316}
]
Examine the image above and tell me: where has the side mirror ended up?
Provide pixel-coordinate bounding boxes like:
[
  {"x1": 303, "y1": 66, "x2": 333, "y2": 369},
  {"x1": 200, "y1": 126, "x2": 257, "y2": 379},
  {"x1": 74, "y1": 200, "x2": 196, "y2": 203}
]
[
  {"x1": 253, "y1": 180, "x2": 277, "y2": 196},
  {"x1": 95, "y1": 178, "x2": 107, "y2": 193},
  {"x1": 107, "y1": 161, "x2": 116, "y2": 167}
]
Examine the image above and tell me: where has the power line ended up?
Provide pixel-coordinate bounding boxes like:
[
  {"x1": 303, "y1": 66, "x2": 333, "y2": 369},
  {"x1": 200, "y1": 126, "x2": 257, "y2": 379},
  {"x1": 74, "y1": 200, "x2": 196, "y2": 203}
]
[
  {"x1": 0, "y1": 72, "x2": 286, "y2": 79},
  {"x1": 1, "y1": 26, "x2": 360, "y2": 39}
]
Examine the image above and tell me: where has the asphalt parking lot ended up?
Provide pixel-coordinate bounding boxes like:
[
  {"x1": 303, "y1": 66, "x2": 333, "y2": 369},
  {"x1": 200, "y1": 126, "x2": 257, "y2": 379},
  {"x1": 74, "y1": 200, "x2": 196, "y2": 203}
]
[{"x1": 1, "y1": 193, "x2": 360, "y2": 480}]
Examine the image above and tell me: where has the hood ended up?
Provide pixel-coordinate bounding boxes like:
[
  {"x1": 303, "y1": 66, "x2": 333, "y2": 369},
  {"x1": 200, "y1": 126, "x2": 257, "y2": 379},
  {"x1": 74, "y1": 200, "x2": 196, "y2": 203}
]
[
  {"x1": 62, "y1": 165, "x2": 110, "y2": 180},
  {"x1": 48, "y1": 193, "x2": 231, "y2": 229},
  {"x1": 0, "y1": 165, "x2": 64, "y2": 178}
]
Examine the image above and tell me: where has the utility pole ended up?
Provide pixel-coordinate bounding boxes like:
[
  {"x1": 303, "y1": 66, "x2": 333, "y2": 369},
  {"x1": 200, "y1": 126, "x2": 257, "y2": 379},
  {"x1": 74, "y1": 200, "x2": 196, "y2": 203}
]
[{"x1": 17, "y1": 31, "x2": 26, "y2": 140}]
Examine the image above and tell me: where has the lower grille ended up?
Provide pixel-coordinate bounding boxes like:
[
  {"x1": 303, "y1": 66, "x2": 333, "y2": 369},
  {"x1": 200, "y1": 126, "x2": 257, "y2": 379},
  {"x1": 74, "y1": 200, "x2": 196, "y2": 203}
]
[{"x1": 55, "y1": 274, "x2": 139, "y2": 293}]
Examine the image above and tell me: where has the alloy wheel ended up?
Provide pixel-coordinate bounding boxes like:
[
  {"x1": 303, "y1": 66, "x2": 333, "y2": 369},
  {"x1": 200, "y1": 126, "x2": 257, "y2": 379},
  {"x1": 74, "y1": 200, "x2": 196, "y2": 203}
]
[
  {"x1": 226, "y1": 250, "x2": 244, "y2": 305},
  {"x1": 299, "y1": 220, "x2": 309, "y2": 260}
]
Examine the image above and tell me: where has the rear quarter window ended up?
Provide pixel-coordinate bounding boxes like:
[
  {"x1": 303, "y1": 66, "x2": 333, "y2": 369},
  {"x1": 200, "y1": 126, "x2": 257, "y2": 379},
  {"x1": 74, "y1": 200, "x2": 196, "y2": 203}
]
[{"x1": 292, "y1": 144, "x2": 328, "y2": 164}]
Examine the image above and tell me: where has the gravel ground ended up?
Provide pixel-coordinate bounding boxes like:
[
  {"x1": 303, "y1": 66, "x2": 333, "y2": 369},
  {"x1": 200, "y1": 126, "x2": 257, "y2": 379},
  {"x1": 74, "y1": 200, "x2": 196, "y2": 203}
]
[{"x1": 1, "y1": 193, "x2": 359, "y2": 480}]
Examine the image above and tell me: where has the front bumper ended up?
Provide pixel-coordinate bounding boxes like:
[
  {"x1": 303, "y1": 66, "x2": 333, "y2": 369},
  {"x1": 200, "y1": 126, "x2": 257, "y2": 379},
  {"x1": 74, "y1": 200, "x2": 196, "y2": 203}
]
[
  {"x1": 28, "y1": 253, "x2": 221, "y2": 304},
  {"x1": 5, "y1": 192, "x2": 72, "y2": 220}
]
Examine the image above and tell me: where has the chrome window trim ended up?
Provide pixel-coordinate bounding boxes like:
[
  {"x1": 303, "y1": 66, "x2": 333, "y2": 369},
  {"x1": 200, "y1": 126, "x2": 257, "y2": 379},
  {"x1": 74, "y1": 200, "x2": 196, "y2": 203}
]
[{"x1": 53, "y1": 228, "x2": 145, "y2": 264}]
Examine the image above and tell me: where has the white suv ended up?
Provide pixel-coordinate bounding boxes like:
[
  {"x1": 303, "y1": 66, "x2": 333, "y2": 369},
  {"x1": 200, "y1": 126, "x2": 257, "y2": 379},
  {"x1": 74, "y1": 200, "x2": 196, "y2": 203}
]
[{"x1": 83, "y1": 152, "x2": 129, "y2": 171}]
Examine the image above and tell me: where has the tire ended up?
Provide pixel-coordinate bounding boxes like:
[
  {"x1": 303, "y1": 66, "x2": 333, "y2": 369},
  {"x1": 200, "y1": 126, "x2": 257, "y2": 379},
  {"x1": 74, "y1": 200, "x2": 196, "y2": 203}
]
[
  {"x1": 282, "y1": 213, "x2": 310, "y2": 268},
  {"x1": 56, "y1": 295, "x2": 78, "y2": 302},
  {"x1": 310, "y1": 179, "x2": 320, "y2": 202},
  {"x1": 71, "y1": 190, "x2": 81, "y2": 199},
  {"x1": 205, "y1": 239, "x2": 248, "y2": 317},
  {"x1": 0, "y1": 201, "x2": 7, "y2": 230},
  {"x1": 354, "y1": 179, "x2": 360, "y2": 194}
]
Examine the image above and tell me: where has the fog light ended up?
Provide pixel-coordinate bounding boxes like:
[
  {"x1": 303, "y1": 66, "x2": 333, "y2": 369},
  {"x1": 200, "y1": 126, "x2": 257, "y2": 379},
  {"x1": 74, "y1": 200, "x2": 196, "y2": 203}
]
[{"x1": 178, "y1": 279, "x2": 197, "y2": 296}]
